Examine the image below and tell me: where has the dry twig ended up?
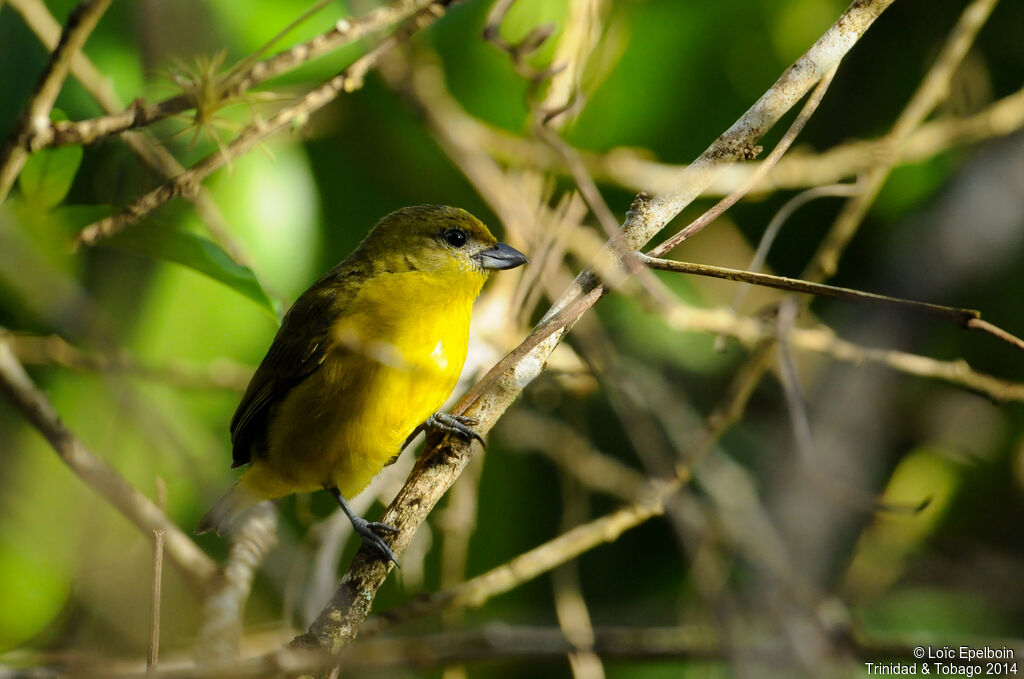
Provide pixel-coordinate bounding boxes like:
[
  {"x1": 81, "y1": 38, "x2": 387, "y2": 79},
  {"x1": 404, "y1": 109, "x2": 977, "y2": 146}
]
[
  {"x1": 0, "y1": 0, "x2": 112, "y2": 203},
  {"x1": 26, "y1": 0, "x2": 455, "y2": 151},
  {"x1": 0, "y1": 338, "x2": 217, "y2": 594},
  {"x1": 73, "y1": 0, "x2": 457, "y2": 248}
]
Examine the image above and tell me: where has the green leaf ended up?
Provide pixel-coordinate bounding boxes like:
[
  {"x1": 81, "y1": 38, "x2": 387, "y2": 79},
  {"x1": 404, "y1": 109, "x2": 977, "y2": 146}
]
[
  {"x1": 103, "y1": 226, "x2": 281, "y2": 320},
  {"x1": 18, "y1": 111, "x2": 83, "y2": 210}
]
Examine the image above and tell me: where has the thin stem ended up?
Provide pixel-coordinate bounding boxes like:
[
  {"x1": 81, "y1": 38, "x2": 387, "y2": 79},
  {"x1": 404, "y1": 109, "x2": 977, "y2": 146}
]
[
  {"x1": 649, "y1": 65, "x2": 839, "y2": 257},
  {"x1": 74, "y1": 5, "x2": 448, "y2": 248},
  {"x1": 0, "y1": 0, "x2": 113, "y2": 203},
  {"x1": 0, "y1": 338, "x2": 217, "y2": 594},
  {"x1": 637, "y1": 253, "x2": 983, "y2": 327},
  {"x1": 147, "y1": 530, "x2": 165, "y2": 674},
  {"x1": 728, "y1": 183, "x2": 861, "y2": 314},
  {"x1": 27, "y1": 0, "x2": 455, "y2": 151}
]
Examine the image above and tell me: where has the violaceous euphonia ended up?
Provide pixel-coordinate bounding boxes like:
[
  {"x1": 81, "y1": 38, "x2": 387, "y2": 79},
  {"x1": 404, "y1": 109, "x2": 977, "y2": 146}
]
[{"x1": 196, "y1": 205, "x2": 527, "y2": 564}]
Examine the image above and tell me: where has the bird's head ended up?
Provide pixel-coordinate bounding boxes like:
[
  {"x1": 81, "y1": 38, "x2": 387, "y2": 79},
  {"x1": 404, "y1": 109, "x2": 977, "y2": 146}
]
[{"x1": 357, "y1": 205, "x2": 528, "y2": 279}]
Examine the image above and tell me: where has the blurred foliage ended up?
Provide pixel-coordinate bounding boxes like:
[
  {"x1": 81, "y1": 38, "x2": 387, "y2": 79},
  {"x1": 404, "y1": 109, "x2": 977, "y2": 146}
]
[{"x1": 0, "y1": 0, "x2": 1023, "y2": 676}]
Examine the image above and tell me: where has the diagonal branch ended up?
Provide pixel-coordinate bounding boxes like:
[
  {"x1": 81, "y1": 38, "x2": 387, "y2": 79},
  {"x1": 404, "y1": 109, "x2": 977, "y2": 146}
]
[
  {"x1": 0, "y1": 0, "x2": 112, "y2": 204},
  {"x1": 73, "y1": 2, "x2": 454, "y2": 249},
  {"x1": 5, "y1": 0, "x2": 268, "y2": 274},
  {"x1": 295, "y1": 0, "x2": 897, "y2": 655},
  {"x1": 0, "y1": 337, "x2": 217, "y2": 595},
  {"x1": 26, "y1": 0, "x2": 456, "y2": 151},
  {"x1": 805, "y1": 0, "x2": 1000, "y2": 283}
]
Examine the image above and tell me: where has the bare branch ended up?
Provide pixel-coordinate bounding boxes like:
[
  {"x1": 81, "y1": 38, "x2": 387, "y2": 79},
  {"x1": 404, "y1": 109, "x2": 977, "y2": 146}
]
[
  {"x1": 477, "y1": 85, "x2": 1024, "y2": 197},
  {"x1": 148, "y1": 530, "x2": 165, "y2": 674},
  {"x1": 805, "y1": 0, "x2": 1000, "y2": 283},
  {"x1": 361, "y1": 482, "x2": 672, "y2": 638},
  {"x1": 648, "y1": 64, "x2": 839, "y2": 256},
  {"x1": 656, "y1": 301, "x2": 1024, "y2": 403},
  {"x1": 27, "y1": 0, "x2": 457, "y2": 151},
  {"x1": 637, "y1": 253, "x2": 982, "y2": 326},
  {"x1": 0, "y1": 338, "x2": 217, "y2": 594},
  {"x1": 498, "y1": 410, "x2": 648, "y2": 503},
  {"x1": 73, "y1": 3, "x2": 452, "y2": 248},
  {"x1": 0, "y1": 0, "x2": 112, "y2": 203},
  {"x1": 8, "y1": 332, "x2": 252, "y2": 391},
  {"x1": 28, "y1": 627, "x2": 1024, "y2": 678},
  {"x1": 198, "y1": 503, "x2": 278, "y2": 663}
]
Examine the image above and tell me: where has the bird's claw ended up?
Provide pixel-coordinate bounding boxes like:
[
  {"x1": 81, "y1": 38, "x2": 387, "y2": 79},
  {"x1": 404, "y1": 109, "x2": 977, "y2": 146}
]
[
  {"x1": 425, "y1": 412, "x2": 485, "y2": 447},
  {"x1": 351, "y1": 516, "x2": 400, "y2": 566}
]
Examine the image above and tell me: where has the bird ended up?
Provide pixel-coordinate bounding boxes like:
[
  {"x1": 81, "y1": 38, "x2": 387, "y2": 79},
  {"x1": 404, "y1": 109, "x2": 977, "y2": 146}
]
[{"x1": 195, "y1": 205, "x2": 527, "y2": 564}]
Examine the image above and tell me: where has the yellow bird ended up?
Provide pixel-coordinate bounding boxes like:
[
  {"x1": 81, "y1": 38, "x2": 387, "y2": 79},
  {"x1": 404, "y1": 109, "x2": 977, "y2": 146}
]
[{"x1": 196, "y1": 205, "x2": 527, "y2": 563}]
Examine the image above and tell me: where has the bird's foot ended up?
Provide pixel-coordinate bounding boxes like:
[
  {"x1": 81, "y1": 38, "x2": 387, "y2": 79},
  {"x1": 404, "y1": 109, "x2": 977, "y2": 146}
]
[
  {"x1": 327, "y1": 486, "x2": 400, "y2": 566},
  {"x1": 350, "y1": 515, "x2": 400, "y2": 566},
  {"x1": 425, "y1": 412, "x2": 485, "y2": 447}
]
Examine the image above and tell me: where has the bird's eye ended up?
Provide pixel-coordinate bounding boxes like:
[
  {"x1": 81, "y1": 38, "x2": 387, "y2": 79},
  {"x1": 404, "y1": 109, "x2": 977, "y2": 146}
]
[{"x1": 443, "y1": 228, "x2": 468, "y2": 248}]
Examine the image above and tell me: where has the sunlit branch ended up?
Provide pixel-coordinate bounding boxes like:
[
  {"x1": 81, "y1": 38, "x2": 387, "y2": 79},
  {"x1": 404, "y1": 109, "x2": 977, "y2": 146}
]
[
  {"x1": 0, "y1": 0, "x2": 112, "y2": 203},
  {"x1": 73, "y1": 3, "x2": 452, "y2": 248},
  {"x1": 0, "y1": 338, "x2": 217, "y2": 594},
  {"x1": 26, "y1": 0, "x2": 456, "y2": 151}
]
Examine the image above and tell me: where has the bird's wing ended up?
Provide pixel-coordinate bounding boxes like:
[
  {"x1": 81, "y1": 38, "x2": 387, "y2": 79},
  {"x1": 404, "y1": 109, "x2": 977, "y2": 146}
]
[{"x1": 229, "y1": 268, "x2": 356, "y2": 468}]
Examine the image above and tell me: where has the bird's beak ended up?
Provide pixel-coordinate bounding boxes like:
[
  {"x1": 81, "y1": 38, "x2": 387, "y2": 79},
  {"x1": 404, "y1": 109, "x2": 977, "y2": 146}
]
[{"x1": 473, "y1": 242, "x2": 528, "y2": 270}]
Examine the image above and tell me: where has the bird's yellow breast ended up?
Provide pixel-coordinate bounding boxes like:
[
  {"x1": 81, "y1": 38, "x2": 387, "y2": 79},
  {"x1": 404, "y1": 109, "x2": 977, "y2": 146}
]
[{"x1": 250, "y1": 267, "x2": 484, "y2": 499}]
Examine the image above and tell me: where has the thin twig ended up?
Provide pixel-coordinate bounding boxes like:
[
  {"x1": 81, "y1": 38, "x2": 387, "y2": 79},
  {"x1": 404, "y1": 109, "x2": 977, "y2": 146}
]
[
  {"x1": 805, "y1": 0, "x2": 1001, "y2": 283},
  {"x1": 148, "y1": 530, "x2": 165, "y2": 674},
  {"x1": 294, "y1": 0, "x2": 896, "y2": 653},
  {"x1": 361, "y1": 481, "x2": 675, "y2": 638},
  {"x1": 0, "y1": 0, "x2": 112, "y2": 203},
  {"x1": 552, "y1": 473, "x2": 606, "y2": 679},
  {"x1": 5, "y1": 0, "x2": 269, "y2": 277},
  {"x1": 477, "y1": 84, "x2": 1024, "y2": 197},
  {"x1": 648, "y1": 65, "x2": 839, "y2": 256},
  {"x1": 637, "y1": 253, "x2": 983, "y2": 326},
  {"x1": 967, "y1": 318, "x2": 1024, "y2": 351},
  {"x1": 74, "y1": 4, "x2": 450, "y2": 248},
  {"x1": 726, "y1": 183, "x2": 861, "y2": 316},
  {"x1": 0, "y1": 338, "x2": 217, "y2": 594},
  {"x1": 198, "y1": 503, "x2": 278, "y2": 664},
  {"x1": 652, "y1": 299, "x2": 1024, "y2": 403},
  {"x1": 27, "y1": 0, "x2": 457, "y2": 151},
  {"x1": 7, "y1": 332, "x2": 252, "y2": 390},
  {"x1": 498, "y1": 410, "x2": 648, "y2": 503}
]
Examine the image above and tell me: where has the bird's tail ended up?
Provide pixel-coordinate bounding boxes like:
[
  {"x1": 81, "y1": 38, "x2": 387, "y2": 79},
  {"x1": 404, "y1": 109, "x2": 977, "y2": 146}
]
[{"x1": 195, "y1": 483, "x2": 262, "y2": 536}]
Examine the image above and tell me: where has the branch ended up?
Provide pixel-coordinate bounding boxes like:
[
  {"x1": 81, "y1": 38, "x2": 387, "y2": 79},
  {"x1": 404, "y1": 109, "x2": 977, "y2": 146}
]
[
  {"x1": 648, "y1": 64, "x2": 838, "y2": 256},
  {"x1": 8, "y1": 332, "x2": 252, "y2": 390},
  {"x1": 73, "y1": 2, "x2": 452, "y2": 248},
  {"x1": 476, "y1": 85, "x2": 1024, "y2": 197},
  {"x1": 342, "y1": 481, "x2": 671, "y2": 638},
  {"x1": 655, "y1": 300, "x2": 1024, "y2": 404},
  {"x1": 26, "y1": 628, "x2": 1024, "y2": 678},
  {"x1": 640, "y1": 253, "x2": 1024, "y2": 351},
  {"x1": 26, "y1": 0, "x2": 456, "y2": 151},
  {"x1": 637, "y1": 254, "x2": 982, "y2": 324},
  {"x1": 198, "y1": 504, "x2": 278, "y2": 663},
  {"x1": 5, "y1": 0, "x2": 269, "y2": 274},
  {"x1": 805, "y1": 0, "x2": 1000, "y2": 283},
  {"x1": 0, "y1": 0, "x2": 112, "y2": 203},
  {"x1": 497, "y1": 410, "x2": 649, "y2": 503},
  {"x1": 295, "y1": 0, "x2": 896, "y2": 653},
  {"x1": 0, "y1": 337, "x2": 217, "y2": 594}
]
